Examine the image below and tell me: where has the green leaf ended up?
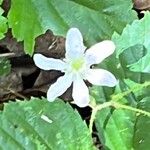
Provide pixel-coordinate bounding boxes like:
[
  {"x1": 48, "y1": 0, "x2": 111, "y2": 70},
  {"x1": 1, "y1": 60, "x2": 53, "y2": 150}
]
[
  {"x1": 95, "y1": 107, "x2": 135, "y2": 150},
  {"x1": 91, "y1": 79, "x2": 150, "y2": 149},
  {"x1": 129, "y1": 54, "x2": 150, "y2": 73},
  {"x1": 90, "y1": 82, "x2": 138, "y2": 150},
  {"x1": 133, "y1": 97, "x2": 150, "y2": 150},
  {"x1": 0, "y1": 98, "x2": 95, "y2": 150},
  {"x1": 112, "y1": 12, "x2": 150, "y2": 73},
  {"x1": 119, "y1": 45, "x2": 146, "y2": 67},
  {"x1": 118, "y1": 45, "x2": 148, "y2": 82},
  {"x1": 0, "y1": 1, "x2": 8, "y2": 39},
  {"x1": 0, "y1": 58, "x2": 11, "y2": 76},
  {"x1": 90, "y1": 85, "x2": 136, "y2": 150},
  {"x1": 8, "y1": 0, "x2": 137, "y2": 55},
  {"x1": 118, "y1": 79, "x2": 150, "y2": 102}
]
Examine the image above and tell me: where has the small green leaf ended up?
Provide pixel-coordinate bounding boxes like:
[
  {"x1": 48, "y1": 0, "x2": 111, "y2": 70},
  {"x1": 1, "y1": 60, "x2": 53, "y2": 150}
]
[
  {"x1": 0, "y1": 1, "x2": 8, "y2": 39},
  {"x1": 0, "y1": 98, "x2": 95, "y2": 150},
  {"x1": 133, "y1": 97, "x2": 150, "y2": 150},
  {"x1": 0, "y1": 58, "x2": 11, "y2": 76},
  {"x1": 8, "y1": 0, "x2": 137, "y2": 55}
]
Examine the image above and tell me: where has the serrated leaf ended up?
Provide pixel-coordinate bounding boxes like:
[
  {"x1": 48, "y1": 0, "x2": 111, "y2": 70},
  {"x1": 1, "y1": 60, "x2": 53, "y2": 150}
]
[
  {"x1": 8, "y1": 0, "x2": 137, "y2": 55},
  {"x1": 0, "y1": 98, "x2": 95, "y2": 150},
  {"x1": 133, "y1": 97, "x2": 150, "y2": 150},
  {"x1": 112, "y1": 12, "x2": 150, "y2": 73},
  {"x1": 0, "y1": 58, "x2": 11, "y2": 76}
]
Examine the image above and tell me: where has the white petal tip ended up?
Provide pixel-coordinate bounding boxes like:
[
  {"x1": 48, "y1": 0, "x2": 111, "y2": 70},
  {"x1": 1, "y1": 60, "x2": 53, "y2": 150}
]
[
  {"x1": 68, "y1": 27, "x2": 80, "y2": 33},
  {"x1": 85, "y1": 40, "x2": 116, "y2": 65},
  {"x1": 47, "y1": 97, "x2": 56, "y2": 102},
  {"x1": 73, "y1": 95, "x2": 90, "y2": 108},
  {"x1": 47, "y1": 92, "x2": 56, "y2": 102},
  {"x1": 75, "y1": 101, "x2": 89, "y2": 108},
  {"x1": 33, "y1": 53, "x2": 42, "y2": 62},
  {"x1": 86, "y1": 69, "x2": 118, "y2": 87},
  {"x1": 107, "y1": 79, "x2": 119, "y2": 87},
  {"x1": 103, "y1": 40, "x2": 116, "y2": 53},
  {"x1": 33, "y1": 53, "x2": 48, "y2": 70}
]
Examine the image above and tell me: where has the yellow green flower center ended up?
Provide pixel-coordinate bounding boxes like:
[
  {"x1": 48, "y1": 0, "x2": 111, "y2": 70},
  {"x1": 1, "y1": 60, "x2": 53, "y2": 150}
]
[{"x1": 71, "y1": 58, "x2": 85, "y2": 71}]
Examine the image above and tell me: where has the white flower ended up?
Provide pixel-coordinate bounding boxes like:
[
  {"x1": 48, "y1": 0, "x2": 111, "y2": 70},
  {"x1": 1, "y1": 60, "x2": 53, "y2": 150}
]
[{"x1": 33, "y1": 28, "x2": 117, "y2": 107}]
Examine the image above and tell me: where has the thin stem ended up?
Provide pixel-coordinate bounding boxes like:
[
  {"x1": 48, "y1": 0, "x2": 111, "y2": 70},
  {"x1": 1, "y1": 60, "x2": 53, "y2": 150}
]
[
  {"x1": 0, "y1": 86, "x2": 27, "y2": 100},
  {"x1": 111, "y1": 81, "x2": 150, "y2": 102},
  {"x1": 0, "y1": 53, "x2": 16, "y2": 58},
  {"x1": 89, "y1": 101, "x2": 150, "y2": 134},
  {"x1": 89, "y1": 102, "x2": 112, "y2": 134},
  {"x1": 8, "y1": 88, "x2": 27, "y2": 99},
  {"x1": 89, "y1": 107, "x2": 97, "y2": 134},
  {"x1": 112, "y1": 102, "x2": 150, "y2": 117}
]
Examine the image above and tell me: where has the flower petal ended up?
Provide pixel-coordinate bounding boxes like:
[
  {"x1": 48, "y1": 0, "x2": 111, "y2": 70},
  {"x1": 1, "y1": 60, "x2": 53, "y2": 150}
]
[
  {"x1": 86, "y1": 69, "x2": 118, "y2": 87},
  {"x1": 65, "y1": 28, "x2": 86, "y2": 59},
  {"x1": 47, "y1": 74, "x2": 73, "y2": 101},
  {"x1": 33, "y1": 54, "x2": 66, "y2": 71},
  {"x1": 85, "y1": 40, "x2": 115, "y2": 65},
  {"x1": 72, "y1": 77, "x2": 90, "y2": 107}
]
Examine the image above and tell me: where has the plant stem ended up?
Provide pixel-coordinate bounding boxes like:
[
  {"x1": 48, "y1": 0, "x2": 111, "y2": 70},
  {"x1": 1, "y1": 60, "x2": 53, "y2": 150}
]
[
  {"x1": 89, "y1": 101, "x2": 150, "y2": 134},
  {"x1": 8, "y1": 88, "x2": 27, "y2": 99},
  {"x1": 111, "y1": 81, "x2": 150, "y2": 101},
  {"x1": 112, "y1": 102, "x2": 150, "y2": 117},
  {"x1": 0, "y1": 52, "x2": 16, "y2": 58},
  {"x1": 89, "y1": 102, "x2": 112, "y2": 134}
]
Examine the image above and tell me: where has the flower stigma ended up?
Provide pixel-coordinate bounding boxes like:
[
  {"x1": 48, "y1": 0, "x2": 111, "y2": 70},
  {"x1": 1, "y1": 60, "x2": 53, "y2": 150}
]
[{"x1": 70, "y1": 57, "x2": 85, "y2": 72}]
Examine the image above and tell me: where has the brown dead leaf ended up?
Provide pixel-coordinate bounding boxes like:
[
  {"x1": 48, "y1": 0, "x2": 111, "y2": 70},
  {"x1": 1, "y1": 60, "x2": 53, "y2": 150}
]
[
  {"x1": 33, "y1": 70, "x2": 63, "y2": 93},
  {"x1": 0, "y1": 25, "x2": 67, "y2": 102},
  {"x1": 134, "y1": 0, "x2": 150, "y2": 10},
  {"x1": 0, "y1": 71, "x2": 23, "y2": 100}
]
